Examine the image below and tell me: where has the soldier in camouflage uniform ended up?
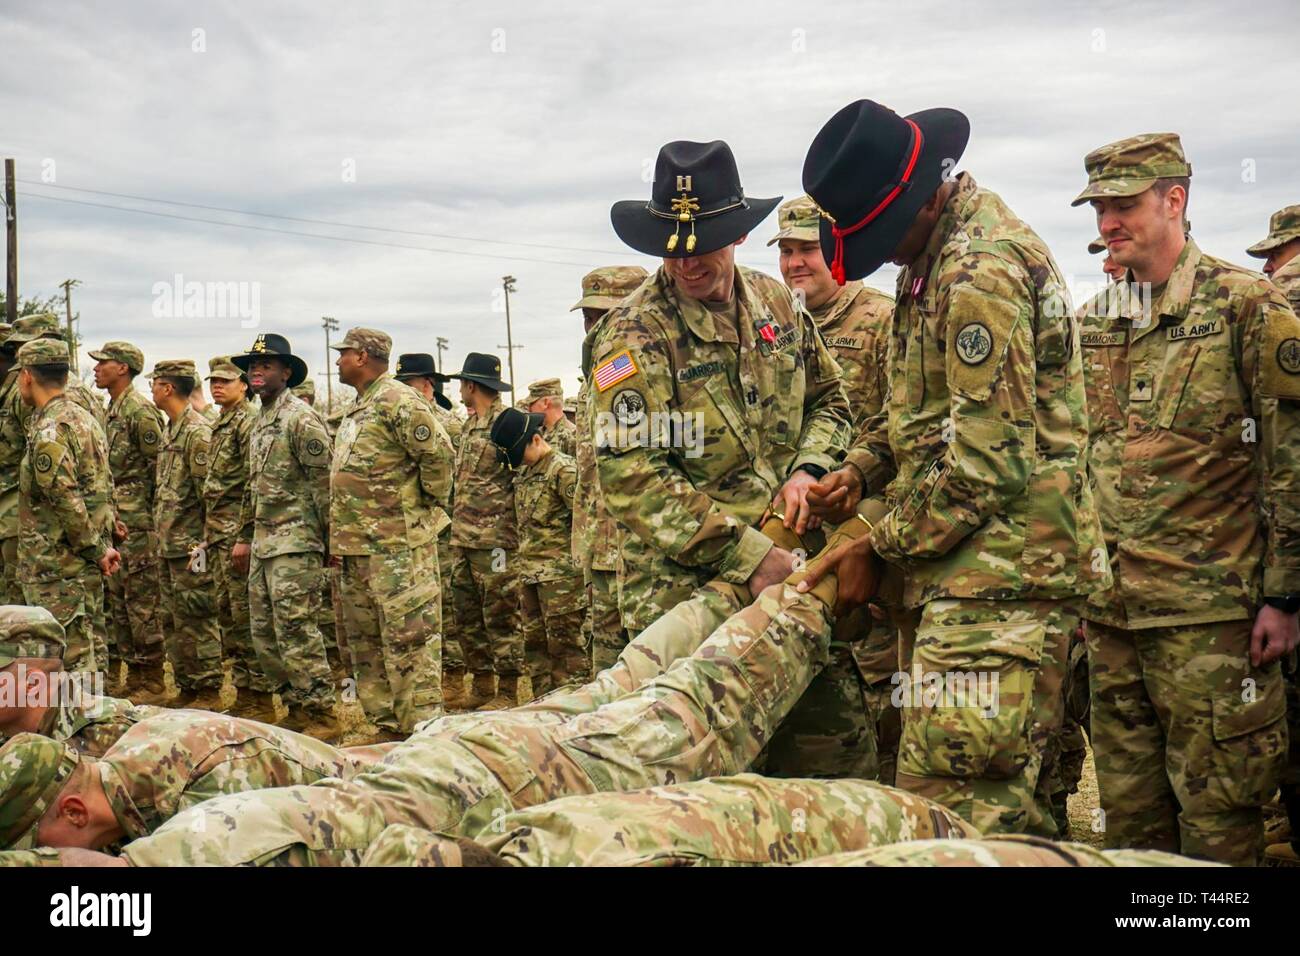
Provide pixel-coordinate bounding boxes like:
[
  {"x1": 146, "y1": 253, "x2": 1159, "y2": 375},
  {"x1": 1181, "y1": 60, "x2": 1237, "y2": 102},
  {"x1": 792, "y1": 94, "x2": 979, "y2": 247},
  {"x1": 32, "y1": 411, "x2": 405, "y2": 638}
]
[
  {"x1": 90, "y1": 342, "x2": 167, "y2": 704},
  {"x1": 394, "y1": 353, "x2": 467, "y2": 707},
  {"x1": 1247, "y1": 205, "x2": 1300, "y2": 866},
  {"x1": 16, "y1": 339, "x2": 121, "y2": 676},
  {"x1": 231, "y1": 334, "x2": 339, "y2": 738},
  {"x1": 491, "y1": 408, "x2": 589, "y2": 695},
  {"x1": 291, "y1": 376, "x2": 316, "y2": 405},
  {"x1": 763, "y1": 195, "x2": 901, "y2": 783},
  {"x1": 1071, "y1": 135, "x2": 1299, "y2": 867},
  {"x1": 571, "y1": 266, "x2": 648, "y2": 671},
  {"x1": 0, "y1": 708, "x2": 391, "y2": 851},
  {"x1": 201, "y1": 357, "x2": 269, "y2": 719},
  {"x1": 0, "y1": 606, "x2": 159, "y2": 756},
  {"x1": 446, "y1": 353, "x2": 521, "y2": 709},
  {"x1": 594, "y1": 141, "x2": 852, "y2": 637},
  {"x1": 147, "y1": 360, "x2": 224, "y2": 708},
  {"x1": 7, "y1": 314, "x2": 107, "y2": 430},
  {"x1": 524, "y1": 378, "x2": 576, "y2": 457},
  {"x1": 332, "y1": 329, "x2": 453, "y2": 737},
  {"x1": 799, "y1": 101, "x2": 1108, "y2": 837},
  {"x1": 363, "y1": 775, "x2": 974, "y2": 867},
  {"x1": 189, "y1": 371, "x2": 220, "y2": 425}
]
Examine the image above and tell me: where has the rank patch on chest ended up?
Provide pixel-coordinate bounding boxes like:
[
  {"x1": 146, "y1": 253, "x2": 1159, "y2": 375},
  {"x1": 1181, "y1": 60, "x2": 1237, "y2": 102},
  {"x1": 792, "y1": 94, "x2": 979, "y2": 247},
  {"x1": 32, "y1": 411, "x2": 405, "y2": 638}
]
[
  {"x1": 955, "y1": 322, "x2": 993, "y2": 365},
  {"x1": 611, "y1": 388, "x2": 646, "y2": 426},
  {"x1": 1278, "y1": 338, "x2": 1300, "y2": 375},
  {"x1": 594, "y1": 350, "x2": 639, "y2": 392},
  {"x1": 1167, "y1": 319, "x2": 1223, "y2": 342}
]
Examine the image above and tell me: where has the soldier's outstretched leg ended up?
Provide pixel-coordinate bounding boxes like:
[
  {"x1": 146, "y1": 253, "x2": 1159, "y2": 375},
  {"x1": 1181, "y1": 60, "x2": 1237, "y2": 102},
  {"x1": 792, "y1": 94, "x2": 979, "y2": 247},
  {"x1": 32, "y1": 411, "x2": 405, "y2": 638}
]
[{"x1": 340, "y1": 541, "x2": 442, "y2": 735}]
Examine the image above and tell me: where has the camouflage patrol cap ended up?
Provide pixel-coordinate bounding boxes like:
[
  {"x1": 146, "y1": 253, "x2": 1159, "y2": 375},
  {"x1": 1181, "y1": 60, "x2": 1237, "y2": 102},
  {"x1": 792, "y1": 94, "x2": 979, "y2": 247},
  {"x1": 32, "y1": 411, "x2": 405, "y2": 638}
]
[
  {"x1": 1088, "y1": 236, "x2": 1106, "y2": 255},
  {"x1": 0, "y1": 733, "x2": 80, "y2": 849},
  {"x1": 88, "y1": 341, "x2": 145, "y2": 374},
  {"x1": 291, "y1": 377, "x2": 315, "y2": 399},
  {"x1": 1246, "y1": 205, "x2": 1300, "y2": 258},
  {"x1": 206, "y1": 356, "x2": 244, "y2": 381},
  {"x1": 15, "y1": 338, "x2": 70, "y2": 369},
  {"x1": 569, "y1": 266, "x2": 649, "y2": 312},
  {"x1": 526, "y1": 378, "x2": 563, "y2": 403},
  {"x1": 0, "y1": 605, "x2": 66, "y2": 667},
  {"x1": 1071, "y1": 133, "x2": 1191, "y2": 206},
  {"x1": 330, "y1": 327, "x2": 391, "y2": 361},
  {"x1": 148, "y1": 359, "x2": 198, "y2": 381},
  {"x1": 767, "y1": 195, "x2": 822, "y2": 246},
  {"x1": 0, "y1": 324, "x2": 12, "y2": 347},
  {"x1": 6, "y1": 313, "x2": 62, "y2": 346}
]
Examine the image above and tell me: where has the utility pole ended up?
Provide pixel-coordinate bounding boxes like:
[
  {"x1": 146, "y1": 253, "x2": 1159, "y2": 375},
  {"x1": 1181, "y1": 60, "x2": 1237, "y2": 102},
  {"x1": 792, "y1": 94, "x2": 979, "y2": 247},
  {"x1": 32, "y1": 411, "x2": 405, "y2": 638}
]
[
  {"x1": 4, "y1": 159, "x2": 15, "y2": 326},
  {"x1": 322, "y1": 315, "x2": 339, "y2": 408},
  {"x1": 501, "y1": 275, "x2": 518, "y2": 396},
  {"x1": 59, "y1": 278, "x2": 81, "y2": 374},
  {"x1": 435, "y1": 336, "x2": 449, "y2": 374}
]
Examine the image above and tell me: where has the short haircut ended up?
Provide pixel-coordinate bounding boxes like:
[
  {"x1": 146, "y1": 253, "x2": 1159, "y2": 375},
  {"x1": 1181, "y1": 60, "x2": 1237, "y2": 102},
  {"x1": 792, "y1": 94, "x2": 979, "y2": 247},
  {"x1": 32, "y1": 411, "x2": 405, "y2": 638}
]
[
  {"x1": 28, "y1": 364, "x2": 69, "y2": 388},
  {"x1": 160, "y1": 375, "x2": 195, "y2": 398},
  {"x1": 1152, "y1": 176, "x2": 1190, "y2": 225}
]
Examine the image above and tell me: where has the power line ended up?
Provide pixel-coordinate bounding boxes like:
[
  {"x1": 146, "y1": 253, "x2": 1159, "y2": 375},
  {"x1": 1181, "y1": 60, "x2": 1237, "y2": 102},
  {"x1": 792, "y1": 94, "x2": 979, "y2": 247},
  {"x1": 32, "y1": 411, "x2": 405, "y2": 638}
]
[
  {"x1": 18, "y1": 179, "x2": 628, "y2": 257},
  {"x1": 22, "y1": 192, "x2": 600, "y2": 267}
]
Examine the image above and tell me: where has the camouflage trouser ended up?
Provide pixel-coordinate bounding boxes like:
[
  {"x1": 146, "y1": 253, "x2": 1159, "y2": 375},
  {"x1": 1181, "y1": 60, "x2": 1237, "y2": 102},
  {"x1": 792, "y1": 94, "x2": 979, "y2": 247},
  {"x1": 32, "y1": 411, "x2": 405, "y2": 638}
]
[
  {"x1": 1086, "y1": 617, "x2": 1288, "y2": 867},
  {"x1": 799, "y1": 833, "x2": 1219, "y2": 868},
  {"x1": 247, "y1": 551, "x2": 336, "y2": 710},
  {"x1": 120, "y1": 578, "x2": 839, "y2": 867},
  {"x1": 22, "y1": 569, "x2": 103, "y2": 673},
  {"x1": 159, "y1": 555, "x2": 224, "y2": 691},
  {"x1": 452, "y1": 546, "x2": 522, "y2": 677},
  {"x1": 339, "y1": 542, "x2": 442, "y2": 734},
  {"x1": 329, "y1": 565, "x2": 349, "y2": 668},
  {"x1": 894, "y1": 598, "x2": 1074, "y2": 838},
  {"x1": 1046, "y1": 626, "x2": 1091, "y2": 836},
  {"x1": 210, "y1": 542, "x2": 267, "y2": 692},
  {"x1": 438, "y1": 529, "x2": 461, "y2": 671},
  {"x1": 520, "y1": 574, "x2": 590, "y2": 697},
  {"x1": 616, "y1": 534, "x2": 709, "y2": 636},
  {"x1": 588, "y1": 567, "x2": 628, "y2": 672},
  {"x1": 104, "y1": 529, "x2": 165, "y2": 668},
  {"x1": 0, "y1": 536, "x2": 21, "y2": 605},
  {"x1": 1283, "y1": 652, "x2": 1300, "y2": 842},
  {"x1": 364, "y1": 775, "x2": 976, "y2": 867}
]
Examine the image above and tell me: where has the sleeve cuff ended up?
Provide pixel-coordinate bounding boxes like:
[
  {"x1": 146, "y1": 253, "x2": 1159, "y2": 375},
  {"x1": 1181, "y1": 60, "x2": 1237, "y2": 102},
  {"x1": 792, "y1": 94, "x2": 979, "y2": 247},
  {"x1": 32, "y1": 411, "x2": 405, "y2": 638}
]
[
  {"x1": 1263, "y1": 567, "x2": 1300, "y2": 598},
  {"x1": 844, "y1": 447, "x2": 886, "y2": 494},
  {"x1": 791, "y1": 451, "x2": 837, "y2": 475},
  {"x1": 717, "y1": 525, "x2": 775, "y2": 584}
]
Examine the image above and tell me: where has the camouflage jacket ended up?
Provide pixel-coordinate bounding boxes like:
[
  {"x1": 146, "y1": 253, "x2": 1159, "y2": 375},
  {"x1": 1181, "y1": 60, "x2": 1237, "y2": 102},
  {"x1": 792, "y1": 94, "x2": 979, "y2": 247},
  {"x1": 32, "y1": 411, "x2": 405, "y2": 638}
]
[
  {"x1": 541, "y1": 414, "x2": 577, "y2": 458},
  {"x1": 589, "y1": 265, "x2": 852, "y2": 584},
  {"x1": 0, "y1": 373, "x2": 27, "y2": 540},
  {"x1": 450, "y1": 396, "x2": 517, "y2": 551},
  {"x1": 18, "y1": 394, "x2": 116, "y2": 583},
  {"x1": 97, "y1": 710, "x2": 371, "y2": 841},
  {"x1": 426, "y1": 396, "x2": 462, "y2": 538},
  {"x1": 153, "y1": 406, "x2": 211, "y2": 559},
  {"x1": 844, "y1": 173, "x2": 1109, "y2": 607},
  {"x1": 1078, "y1": 239, "x2": 1300, "y2": 628},
  {"x1": 202, "y1": 400, "x2": 254, "y2": 546},
  {"x1": 42, "y1": 693, "x2": 160, "y2": 758},
  {"x1": 811, "y1": 280, "x2": 894, "y2": 433},
  {"x1": 243, "y1": 389, "x2": 332, "y2": 558},
  {"x1": 104, "y1": 387, "x2": 164, "y2": 536},
  {"x1": 65, "y1": 379, "x2": 108, "y2": 433},
  {"x1": 1270, "y1": 255, "x2": 1300, "y2": 312},
  {"x1": 572, "y1": 319, "x2": 621, "y2": 572},
  {"x1": 331, "y1": 373, "x2": 453, "y2": 555},
  {"x1": 513, "y1": 448, "x2": 580, "y2": 583}
]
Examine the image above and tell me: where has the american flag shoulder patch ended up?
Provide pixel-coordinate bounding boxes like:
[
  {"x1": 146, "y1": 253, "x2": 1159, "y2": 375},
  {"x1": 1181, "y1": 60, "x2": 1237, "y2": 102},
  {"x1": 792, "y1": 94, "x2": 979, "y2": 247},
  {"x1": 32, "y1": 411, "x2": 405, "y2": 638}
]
[{"x1": 594, "y1": 349, "x2": 639, "y2": 392}]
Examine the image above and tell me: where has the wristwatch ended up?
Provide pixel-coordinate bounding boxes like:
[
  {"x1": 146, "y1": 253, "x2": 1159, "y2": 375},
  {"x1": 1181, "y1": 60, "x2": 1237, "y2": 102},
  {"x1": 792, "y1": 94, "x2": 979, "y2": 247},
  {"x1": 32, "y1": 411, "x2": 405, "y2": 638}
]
[
  {"x1": 1263, "y1": 595, "x2": 1300, "y2": 614},
  {"x1": 797, "y1": 464, "x2": 827, "y2": 481}
]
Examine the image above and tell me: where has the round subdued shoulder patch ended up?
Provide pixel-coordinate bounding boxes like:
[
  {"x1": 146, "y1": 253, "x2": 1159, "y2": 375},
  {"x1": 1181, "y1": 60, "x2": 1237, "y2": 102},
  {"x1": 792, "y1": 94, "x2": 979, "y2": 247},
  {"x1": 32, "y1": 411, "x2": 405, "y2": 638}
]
[
  {"x1": 306, "y1": 438, "x2": 326, "y2": 457},
  {"x1": 955, "y1": 322, "x2": 993, "y2": 365},
  {"x1": 1278, "y1": 338, "x2": 1300, "y2": 375},
  {"x1": 414, "y1": 423, "x2": 432, "y2": 442},
  {"x1": 611, "y1": 388, "x2": 645, "y2": 426},
  {"x1": 141, "y1": 430, "x2": 159, "y2": 445},
  {"x1": 193, "y1": 451, "x2": 208, "y2": 468},
  {"x1": 35, "y1": 452, "x2": 52, "y2": 473}
]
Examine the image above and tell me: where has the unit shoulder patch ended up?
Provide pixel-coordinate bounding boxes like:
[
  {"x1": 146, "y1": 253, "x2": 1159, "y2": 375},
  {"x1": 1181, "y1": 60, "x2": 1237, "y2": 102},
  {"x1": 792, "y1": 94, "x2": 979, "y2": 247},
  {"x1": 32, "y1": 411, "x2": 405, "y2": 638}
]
[{"x1": 955, "y1": 322, "x2": 994, "y2": 365}]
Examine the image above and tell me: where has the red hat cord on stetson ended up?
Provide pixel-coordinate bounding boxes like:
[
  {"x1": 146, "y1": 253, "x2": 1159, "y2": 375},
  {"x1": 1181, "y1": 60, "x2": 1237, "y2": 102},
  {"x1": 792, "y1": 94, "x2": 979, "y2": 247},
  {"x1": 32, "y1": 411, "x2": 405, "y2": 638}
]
[{"x1": 823, "y1": 119, "x2": 924, "y2": 285}]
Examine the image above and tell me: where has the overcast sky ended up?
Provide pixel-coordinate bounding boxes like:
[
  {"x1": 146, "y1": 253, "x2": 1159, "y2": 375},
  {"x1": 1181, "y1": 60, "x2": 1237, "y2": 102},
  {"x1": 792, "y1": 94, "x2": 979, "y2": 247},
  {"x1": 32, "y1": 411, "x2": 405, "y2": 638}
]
[{"x1": 1, "y1": 0, "x2": 1296, "y2": 403}]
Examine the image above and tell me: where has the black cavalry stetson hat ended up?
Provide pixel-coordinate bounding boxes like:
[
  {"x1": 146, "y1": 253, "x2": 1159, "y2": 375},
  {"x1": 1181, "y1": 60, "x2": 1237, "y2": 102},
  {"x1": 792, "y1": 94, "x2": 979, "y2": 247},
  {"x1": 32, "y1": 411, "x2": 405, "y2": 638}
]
[
  {"x1": 395, "y1": 352, "x2": 453, "y2": 409},
  {"x1": 611, "y1": 140, "x2": 781, "y2": 259},
  {"x1": 489, "y1": 407, "x2": 543, "y2": 469},
  {"x1": 446, "y1": 351, "x2": 512, "y2": 393},
  {"x1": 802, "y1": 101, "x2": 970, "y2": 283},
  {"x1": 231, "y1": 332, "x2": 309, "y2": 388}
]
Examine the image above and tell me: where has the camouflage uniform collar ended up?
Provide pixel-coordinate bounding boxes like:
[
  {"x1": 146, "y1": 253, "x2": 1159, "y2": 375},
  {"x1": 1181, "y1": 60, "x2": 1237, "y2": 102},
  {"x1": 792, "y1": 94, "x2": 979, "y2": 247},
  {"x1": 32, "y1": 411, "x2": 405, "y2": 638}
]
[
  {"x1": 213, "y1": 400, "x2": 248, "y2": 428},
  {"x1": 106, "y1": 386, "x2": 138, "y2": 416},
  {"x1": 518, "y1": 446, "x2": 555, "y2": 477},
  {"x1": 259, "y1": 387, "x2": 293, "y2": 416},
  {"x1": 580, "y1": 315, "x2": 612, "y2": 379},
  {"x1": 656, "y1": 266, "x2": 749, "y2": 346},
  {"x1": 1123, "y1": 238, "x2": 1202, "y2": 342},
  {"x1": 98, "y1": 760, "x2": 150, "y2": 841},
  {"x1": 354, "y1": 371, "x2": 394, "y2": 407},
  {"x1": 1270, "y1": 252, "x2": 1300, "y2": 287},
  {"x1": 809, "y1": 280, "x2": 864, "y2": 326}
]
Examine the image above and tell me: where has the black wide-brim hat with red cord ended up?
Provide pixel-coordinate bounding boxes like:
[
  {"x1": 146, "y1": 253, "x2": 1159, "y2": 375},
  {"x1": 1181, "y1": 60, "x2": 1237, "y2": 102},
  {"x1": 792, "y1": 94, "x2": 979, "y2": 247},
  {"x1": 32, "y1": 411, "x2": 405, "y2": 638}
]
[
  {"x1": 802, "y1": 101, "x2": 970, "y2": 283},
  {"x1": 611, "y1": 140, "x2": 781, "y2": 259}
]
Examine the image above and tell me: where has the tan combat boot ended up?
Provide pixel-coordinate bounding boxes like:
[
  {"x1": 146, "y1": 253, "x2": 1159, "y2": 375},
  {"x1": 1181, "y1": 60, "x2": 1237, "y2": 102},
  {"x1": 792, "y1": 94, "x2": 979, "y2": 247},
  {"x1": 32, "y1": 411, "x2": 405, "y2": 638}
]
[
  {"x1": 125, "y1": 665, "x2": 170, "y2": 706},
  {"x1": 236, "y1": 690, "x2": 281, "y2": 724},
  {"x1": 442, "y1": 668, "x2": 467, "y2": 709},
  {"x1": 477, "y1": 675, "x2": 519, "y2": 712},
  {"x1": 298, "y1": 707, "x2": 344, "y2": 744},
  {"x1": 465, "y1": 672, "x2": 496, "y2": 709}
]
